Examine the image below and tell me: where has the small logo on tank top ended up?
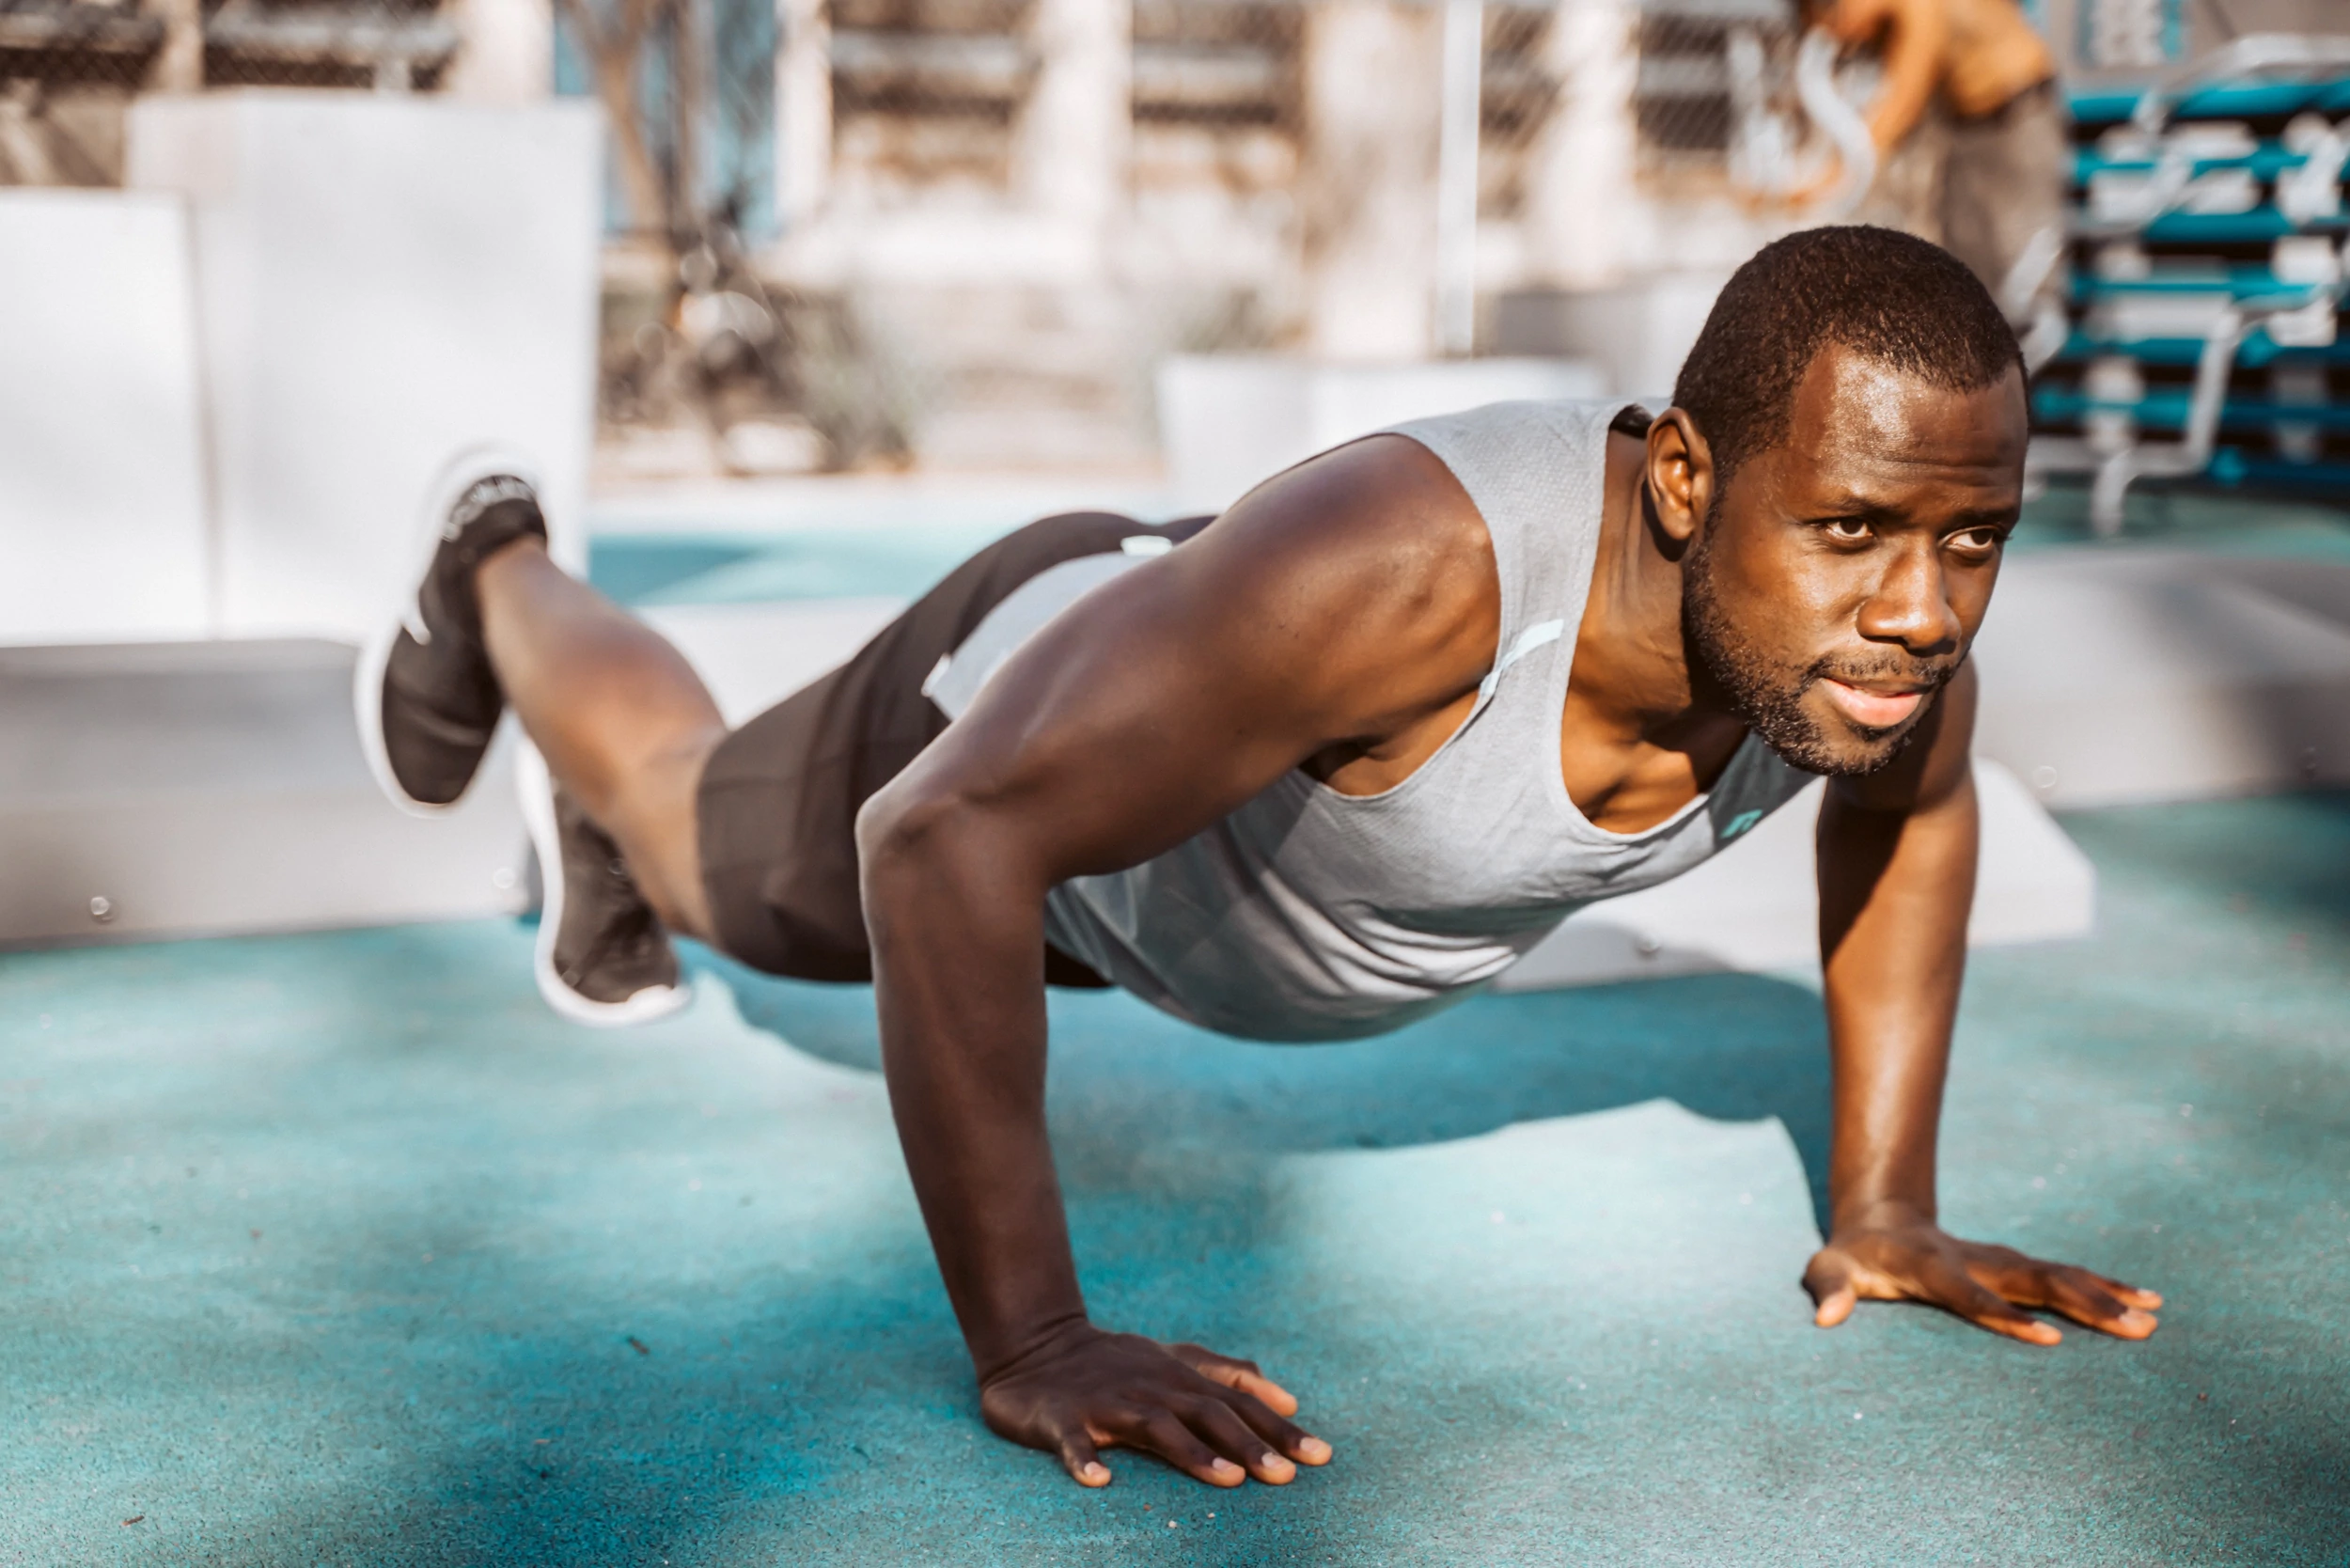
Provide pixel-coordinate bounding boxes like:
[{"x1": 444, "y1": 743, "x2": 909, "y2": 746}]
[{"x1": 1721, "y1": 808, "x2": 1763, "y2": 840}]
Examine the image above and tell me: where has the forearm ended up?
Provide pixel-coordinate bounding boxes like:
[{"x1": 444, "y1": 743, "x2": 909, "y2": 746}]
[
  {"x1": 862, "y1": 808, "x2": 1088, "y2": 1380},
  {"x1": 1815, "y1": 767, "x2": 1976, "y2": 1228},
  {"x1": 1806, "y1": 767, "x2": 2162, "y2": 1345},
  {"x1": 1866, "y1": 0, "x2": 1944, "y2": 152}
]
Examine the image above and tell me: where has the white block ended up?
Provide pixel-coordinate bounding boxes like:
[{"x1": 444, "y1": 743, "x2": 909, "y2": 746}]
[
  {"x1": 1970, "y1": 550, "x2": 2350, "y2": 807},
  {"x1": 1496, "y1": 760, "x2": 2096, "y2": 991},
  {"x1": 126, "y1": 93, "x2": 602, "y2": 643},
  {"x1": 1489, "y1": 271, "x2": 1736, "y2": 403},
  {"x1": 1157, "y1": 355, "x2": 1609, "y2": 514},
  {"x1": 642, "y1": 599, "x2": 904, "y2": 726},
  {"x1": 0, "y1": 192, "x2": 209, "y2": 645},
  {"x1": 0, "y1": 639, "x2": 526, "y2": 947}
]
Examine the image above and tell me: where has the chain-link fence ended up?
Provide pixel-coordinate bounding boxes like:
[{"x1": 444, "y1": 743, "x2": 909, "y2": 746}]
[
  {"x1": 0, "y1": 0, "x2": 456, "y2": 184},
  {"x1": 697, "y1": 0, "x2": 1811, "y2": 473},
  {"x1": 1, "y1": 0, "x2": 1808, "y2": 471},
  {"x1": 0, "y1": 2, "x2": 154, "y2": 184}
]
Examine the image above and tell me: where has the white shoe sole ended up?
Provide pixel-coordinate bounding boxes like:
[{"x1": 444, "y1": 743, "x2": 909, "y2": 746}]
[
  {"x1": 354, "y1": 444, "x2": 550, "y2": 820},
  {"x1": 517, "y1": 740, "x2": 693, "y2": 1028}
]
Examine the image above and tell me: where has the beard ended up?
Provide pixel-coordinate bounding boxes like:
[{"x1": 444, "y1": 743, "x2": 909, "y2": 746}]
[{"x1": 1679, "y1": 522, "x2": 1959, "y2": 778}]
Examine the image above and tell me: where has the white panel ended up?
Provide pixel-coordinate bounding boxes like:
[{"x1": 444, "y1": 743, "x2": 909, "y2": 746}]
[
  {"x1": 1497, "y1": 760, "x2": 2097, "y2": 991},
  {"x1": 1970, "y1": 550, "x2": 2350, "y2": 807},
  {"x1": 642, "y1": 599, "x2": 905, "y2": 726},
  {"x1": 0, "y1": 192, "x2": 209, "y2": 645},
  {"x1": 127, "y1": 93, "x2": 603, "y2": 643},
  {"x1": 0, "y1": 639, "x2": 525, "y2": 947},
  {"x1": 1157, "y1": 354, "x2": 1609, "y2": 514},
  {"x1": 1154, "y1": 357, "x2": 1313, "y2": 518}
]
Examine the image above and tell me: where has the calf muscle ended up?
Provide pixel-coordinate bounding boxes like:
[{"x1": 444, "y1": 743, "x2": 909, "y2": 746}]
[{"x1": 477, "y1": 541, "x2": 726, "y2": 940}]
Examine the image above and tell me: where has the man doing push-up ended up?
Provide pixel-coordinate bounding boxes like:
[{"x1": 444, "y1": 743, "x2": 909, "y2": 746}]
[{"x1": 358, "y1": 227, "x2": 2160, "y2": 1492}]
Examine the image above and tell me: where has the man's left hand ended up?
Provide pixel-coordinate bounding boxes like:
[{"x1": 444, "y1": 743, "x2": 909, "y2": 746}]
[{"x1": 1804, "y1": 1208, "x2": 2163, "y2": 1344}]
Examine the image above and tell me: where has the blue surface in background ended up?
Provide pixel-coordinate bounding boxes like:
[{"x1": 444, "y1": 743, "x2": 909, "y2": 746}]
[
  {"x1": 4, "y1": 792, "x2": 2346, "y2": 1564},
  {"x1": 586, "y1": 485, "x2": 2350, "y2": 614},
  {"x1": 588, "y1": 522, "x2": 1021, "y2": 609}
]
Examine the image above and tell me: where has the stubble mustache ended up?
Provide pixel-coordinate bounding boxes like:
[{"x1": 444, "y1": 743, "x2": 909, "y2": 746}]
[{"x1": 1800, "y1": 647, "x2": 1966, "y2": 711}]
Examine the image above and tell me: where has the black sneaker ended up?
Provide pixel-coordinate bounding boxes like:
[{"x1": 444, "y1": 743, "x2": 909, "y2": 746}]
[
  {"x1": 518, "y1": 742, "x2": 690, "y2": 1027},
  {"x1": 357, "y1": 449, "x2": 550, "y2": 815}
]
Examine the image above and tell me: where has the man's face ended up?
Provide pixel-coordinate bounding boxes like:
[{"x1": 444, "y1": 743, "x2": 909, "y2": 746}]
[{"x1": 1681, "y1": 343, "x2": 2028, "y2": 776}]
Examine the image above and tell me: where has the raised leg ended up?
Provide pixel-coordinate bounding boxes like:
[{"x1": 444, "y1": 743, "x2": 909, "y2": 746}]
[{"x1": 475, "y1": 539, "x2": 726, "y2": 943}]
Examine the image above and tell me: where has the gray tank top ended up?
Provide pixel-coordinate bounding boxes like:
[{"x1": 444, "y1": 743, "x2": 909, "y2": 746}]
[{"x1": 926, "y1": 400, "x2": 1816, "y2": 1042}]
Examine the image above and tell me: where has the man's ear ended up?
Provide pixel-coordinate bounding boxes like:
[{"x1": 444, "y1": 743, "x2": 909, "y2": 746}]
[{"x1": 1645, "y1": 408, "x2": 1715, "y2": 551}]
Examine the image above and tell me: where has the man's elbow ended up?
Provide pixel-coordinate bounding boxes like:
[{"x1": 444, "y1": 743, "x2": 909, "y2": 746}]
[
  {"x1": 854, "y1": 775, "x2": 1041, "y2": 932},
  {"x1": 855, "y1": 775, "x2": 956, "y2": 885}
]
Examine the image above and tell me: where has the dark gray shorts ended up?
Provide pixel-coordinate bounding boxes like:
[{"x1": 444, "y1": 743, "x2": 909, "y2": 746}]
[{"x1": 694, "y1": 510, "x2": 1209, "y2": 984}]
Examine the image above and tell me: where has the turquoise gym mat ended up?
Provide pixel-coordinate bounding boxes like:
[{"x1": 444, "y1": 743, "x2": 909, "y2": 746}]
[{"x1": 2, "y1": 791, "x2": 2343, "y2": 1564}]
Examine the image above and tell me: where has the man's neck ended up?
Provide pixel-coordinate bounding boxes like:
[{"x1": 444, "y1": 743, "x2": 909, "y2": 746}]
[
  {"x1": 1555, "y1": 432, "x2": 1750, "y2": 829},
  {"x1": 1575, "y1": 431, "x2": 1706, "y2": 735}
]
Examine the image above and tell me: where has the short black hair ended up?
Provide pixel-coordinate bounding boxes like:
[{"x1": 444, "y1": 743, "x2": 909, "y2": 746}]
[{"x1": 1671, "y1": 226, "x2": 2023, "y2": 488}]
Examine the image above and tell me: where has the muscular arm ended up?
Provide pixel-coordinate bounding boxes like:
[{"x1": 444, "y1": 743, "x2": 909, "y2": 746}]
[
  {"x1": 1816, "y1": 658, "x2": 1978, "y2": 1239},
  {"x1": 855, "y1": 439, "x2": 1497, "y2": 1486},
  {"x1": 1792, "y1": 0, "x2": 1944, "y2": 205},
  {"x1": 1805, "y1": 661, "x2": 2164, "y2": 1341},
  {"x1": 1855, "y1": 0, "x2": 1945, "y2": 156}
]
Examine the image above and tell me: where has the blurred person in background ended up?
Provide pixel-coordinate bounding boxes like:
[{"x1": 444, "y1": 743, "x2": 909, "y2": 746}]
[{"x1": 1797, "y1": 0, "x2": 2070, "y2": 358}]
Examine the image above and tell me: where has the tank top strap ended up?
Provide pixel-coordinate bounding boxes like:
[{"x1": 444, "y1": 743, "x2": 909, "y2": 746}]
[{"x1": 1379, "y1": 400, "x2": 1636, "y2": 674}]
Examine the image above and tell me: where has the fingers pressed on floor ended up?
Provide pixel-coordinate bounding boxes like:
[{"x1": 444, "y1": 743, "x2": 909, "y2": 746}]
[
  {"x1": 1931, "y1": 1262, "x2": 2060, "y2": 1344},
  {"x1": 1980, "y1": 1259, "x2": 2156, "y2": 1338},
  {"x1": 1178, "y1": 1398, "x2": 1296, "y2": 1483},
  {"x1": 2036, "y1": 1269, "x2": 2134, "y2": 1326},
  {"x1": 1219, "y1": 1388, "x2": 1319, "y2": 1461},
  {"x1": 1177, "y1": 1346, "x2": 1300, "y2": 1417},
  {"x1": 1132, "y1": 1411, "x2": 1246, "y2": 1486},
  {"x1": 1171, "y1": 1343, "x2": 1263, "y2": 1380},
  {"x1": 2089, "y1": 1272, "x2": 2164, "y2": 1309},
  {"x1": 1812, "y1": 1286, "x2": 1859, "y2": 1327},
  {"x1": 1058, "y1": 1432, "x2": 1112, "y2": 1488},
  {"x1": 1802, "y1": 1251, "x2": 1858, "y2": 1325}
]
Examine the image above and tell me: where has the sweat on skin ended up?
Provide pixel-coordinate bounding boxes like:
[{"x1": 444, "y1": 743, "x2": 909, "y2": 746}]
[
  {"x1": 425, "y1": 231, "x2": 2165, "y2": 1496},
  {"x1": 849, "y1": 340, "x2": 2158, "y2": 1491}
]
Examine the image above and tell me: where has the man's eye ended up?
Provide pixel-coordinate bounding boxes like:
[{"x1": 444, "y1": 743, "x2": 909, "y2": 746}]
[
  {"x1": 1823, "y1": 518, "x2": 1872, "y2": 541},
  {"x1": 1949, "y1": 527, "x2": 2006, "y2": 554}
]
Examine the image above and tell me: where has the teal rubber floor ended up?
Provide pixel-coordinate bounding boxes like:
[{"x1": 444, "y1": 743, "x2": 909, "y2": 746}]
[{"x1": 4, "y1": 791, "x2": 2345, "y2": 1565}]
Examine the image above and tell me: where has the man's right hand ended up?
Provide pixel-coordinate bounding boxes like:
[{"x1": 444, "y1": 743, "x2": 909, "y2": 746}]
[
  {"x1": 979, "y1": 1324, "x2": 1335, "y2": 1487},
  {"x1": 856, "y1": 443, "x2": 1477, "y2": 1495}
]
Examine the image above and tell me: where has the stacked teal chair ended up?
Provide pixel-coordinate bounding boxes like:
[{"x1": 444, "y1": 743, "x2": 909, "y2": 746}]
[{"x1": 2030, "y1": 36, "x2": 2350, "y2": 534}]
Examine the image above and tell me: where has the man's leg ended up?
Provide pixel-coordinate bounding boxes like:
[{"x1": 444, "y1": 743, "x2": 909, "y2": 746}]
[
  {"x1": 474, "y1": 538, "x2": 725, "y2": 945},
  {"x1": 364, "y1": 483, "x2": 1208, "y2": 999}
]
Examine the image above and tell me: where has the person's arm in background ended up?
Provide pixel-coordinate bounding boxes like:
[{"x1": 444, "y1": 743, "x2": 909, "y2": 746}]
[
  {"x1": 1850, "y1": 0, "x2": 1944, "y2": 161},
  {"x1": 1789, "y1": 0, "x2": 1946, "y2": 206},
  {"x1": 1803, "y1": 661, "x2": 2165, "y2": 1341}
]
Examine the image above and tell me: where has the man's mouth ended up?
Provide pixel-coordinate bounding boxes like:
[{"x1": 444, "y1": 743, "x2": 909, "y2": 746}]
[{"x1": 1817, "y1": 678, "x2": 1924, "y2": 729}]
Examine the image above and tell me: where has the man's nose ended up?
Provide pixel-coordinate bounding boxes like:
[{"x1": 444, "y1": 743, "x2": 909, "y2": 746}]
[{"x1": 1855, "y1": 541, "x2": 1963, "y2": 654}]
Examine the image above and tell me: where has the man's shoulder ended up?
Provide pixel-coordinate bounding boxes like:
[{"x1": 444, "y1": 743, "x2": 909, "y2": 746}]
[
  {"x1": 1214, "y1": 431, "x2": 1496, "y2": 587},
  {"x1": 1146, "y1": 435, "x2": 1503, "y2": 721}
]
